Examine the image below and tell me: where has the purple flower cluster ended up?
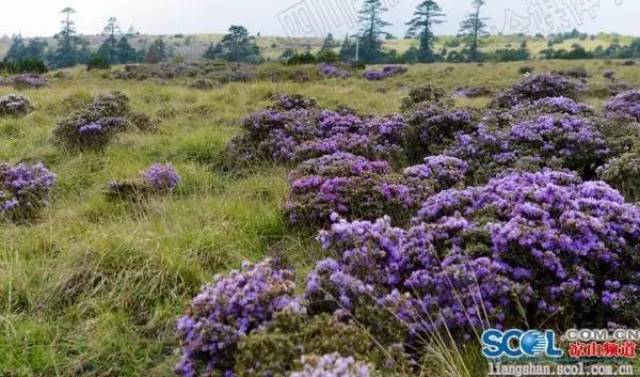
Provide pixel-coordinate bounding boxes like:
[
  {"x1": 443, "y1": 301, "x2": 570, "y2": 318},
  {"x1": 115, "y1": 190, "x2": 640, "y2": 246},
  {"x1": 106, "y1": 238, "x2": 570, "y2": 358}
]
[
  {"x1": 286, "y1": 152, "x2": 417, "y2": 226},
  {"x1": 494, "y1": 74, "x2": 580, "y2": 108},
  {"x1": 271, "y1": 93, "x2": 318, "y2": 111},
  {"x1": 0, "y1": 94, "x2": 33, "y2": 116},
  {"x1": 363, "y1": 66, "x2": 408, "y2": 81},
  {"x1": 229, "y1": 97, "x2": 410, "y2": 165},
  {"x1": 8, "y1": 74, "x2": 48, "y2": 89},
  {"x1": 289, "y1": 353, "x2": 372, "y2": 377},
  {"x1": 403, "y1": 106, "x2": 474, "y2": 163},
  {"x1": 404, "y1": 155, "x2": 468, "y2": 191},
  {"x1": 143, "y1": 163, "x2": 181, "y2": 193},
  {"x1": 604, "y1": 90, "x2": 640, "y2": 121},
  {"x1": 175, "y1": 259, "x2": 298, "y2": 377},
  {"x1": 0, "y1": 162, "x2": 56, "y2": 220},
  {"x1": 448, "y1": 113, "x2": 609, "y2": 181},
  {"x1": 307, "y1": 170, "x2": 640, "y2": 338},
  {"x1": 52, "y1": 92, "x2": 131, "y2": 150},
  {"x1": 318, "y1": 64, "x2": 352, "y2": 79}
]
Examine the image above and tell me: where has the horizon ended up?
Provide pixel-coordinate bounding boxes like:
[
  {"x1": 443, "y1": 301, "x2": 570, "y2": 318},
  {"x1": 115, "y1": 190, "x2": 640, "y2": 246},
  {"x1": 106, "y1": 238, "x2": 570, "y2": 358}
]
[{"x1": 1, "y1": 0, "x2": 638, "y2": 40}]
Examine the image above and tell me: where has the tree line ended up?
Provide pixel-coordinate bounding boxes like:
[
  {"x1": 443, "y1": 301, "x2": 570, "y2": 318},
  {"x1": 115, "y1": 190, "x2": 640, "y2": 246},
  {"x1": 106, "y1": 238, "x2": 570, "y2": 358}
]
[
  {"x1": 4, "y1": 1, "x2": 640, "y2": 71},
  {"x1": 2, "y1": 7, "x2": 174, "y2": 71}
]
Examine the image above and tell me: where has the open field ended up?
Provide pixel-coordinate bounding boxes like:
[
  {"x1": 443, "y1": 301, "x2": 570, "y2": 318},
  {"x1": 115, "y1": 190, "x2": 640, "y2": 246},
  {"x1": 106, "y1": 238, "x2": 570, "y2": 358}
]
[{"x1": 2, "y1": 59, "x2": 640, "y2": 376}]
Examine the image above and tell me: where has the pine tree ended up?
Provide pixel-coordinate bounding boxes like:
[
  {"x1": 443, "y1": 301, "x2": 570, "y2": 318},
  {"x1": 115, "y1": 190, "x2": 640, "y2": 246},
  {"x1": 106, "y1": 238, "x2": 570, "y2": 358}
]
[
  {"x1": 98, "y1": 17, "x2": 121, "y2": 63},
  {"x1": 459, "y1": 0, "x2": 488, "y2": 62},
  {"x1": 406, "y1": 0, "x2": 445, "y2": 62},
  {"x1": 339, "y1": 34, "x2": 355, "y2": 62},
  {"x1": 216, "y1": 25, "x2": 261, "y2": 63},
  {"x1": 320, "y1": 33, "x2": 336, "y2": 51},
  {"x1": 116, "y1": 37, "x2": 139, "y2": 63},
  {"x1": 23, "y1": 39, "x2": 48, "y2": 61},
  {"x1": 4, "y1": 35, "x2": 26, "y2": 62},
  {"x1": 203, "y1": 42, "x2": 223, "y2": 60},
  {"x1": 144, "y1": 38, "x2": 167, "y2": 64},
  {"x1": 357, "y1": 0, "x2": 390, "y2": 63},
  {"x1": 51, "y1": 7, "x2": 86, "y2": 68}
]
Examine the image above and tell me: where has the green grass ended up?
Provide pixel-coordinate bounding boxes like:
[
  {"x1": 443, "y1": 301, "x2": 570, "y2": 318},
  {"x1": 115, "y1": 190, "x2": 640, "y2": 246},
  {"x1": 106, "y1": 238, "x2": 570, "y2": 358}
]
[{"x1": 1, "y1": 60, "x2": 640, "y2": 376}]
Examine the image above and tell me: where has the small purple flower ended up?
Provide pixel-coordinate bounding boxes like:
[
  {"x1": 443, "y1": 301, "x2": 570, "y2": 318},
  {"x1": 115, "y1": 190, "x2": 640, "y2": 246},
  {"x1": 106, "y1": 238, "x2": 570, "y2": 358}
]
[{"x1": 143, "y1": 163, "x2": 181, "y2": 192}]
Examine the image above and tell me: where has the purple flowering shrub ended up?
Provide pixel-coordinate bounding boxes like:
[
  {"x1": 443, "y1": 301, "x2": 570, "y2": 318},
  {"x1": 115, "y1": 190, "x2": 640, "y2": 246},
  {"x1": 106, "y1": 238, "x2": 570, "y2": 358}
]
[
  {"x1": 224, "y1": 100, "x2": 410, "y2": 168},
  {"x1": 318, "y1": 64, "x2": 352, "y2": 79},
  {"x1": 8, "y1": 74, "x2": 48, "y2": 89},
  {"x1": 308, "y1": 170, "x2": 640, "y2": 340},
  {"x1": 402, "y1": 106, "x2": 474, "y2": 163},
  {"x1": 597, "y1": 152, "x2": 640, "y2": 202},
  {"x1": 107, "y1": 163, "x2": 181, "y2": 201},
  {"x1": 493, "y1": 74, "x2": 580, "y2": 108},
  {"x1": 363, "y1": 66, "x2": 407, "y2": 81},
  {"x1": 0, "y1": 162, "x2": 56, "y2": 221},
  {"x1": 0, "y1": 94, "x2": 33, "y2": 117},
  {"x1": 400, "y1": 85, "x2": 453, "y2": 112},
  {"x1": 234, "y1": 311, "x2": 390, "y2": 377},
  {"x1": 453, "y1": 86, "x2": 493, "y2": 98},
  {"x1": 52, "y1": 91, "x2": 130, "y2": 150},
  {"x1": 448, "y1": 114, "x2": 609, "y2": 182},
  {"x1": 143, "y1": 163, "x2": 181, "y2": 193},
  {"x1": 270, "y1": 93, "x2": 318, "y2": 111},
  {"x1": 290, "y1": 353, "x2": 372, "y2": 377},
  {"x1": 293, "y1": 114, "x2": 406, "y2": 163},
  {"x1": 404, "y1": 155, "x2": 468, "y2": 191},
  {"x1": 175, "y1": 259, "x2": 297, "y2": 377},
  {"x1": 604, "y1": 90, "x2": 640, "y2": 121},
  {"x1": 286, "y1": 152, "x2": 428, "y2": 227}
]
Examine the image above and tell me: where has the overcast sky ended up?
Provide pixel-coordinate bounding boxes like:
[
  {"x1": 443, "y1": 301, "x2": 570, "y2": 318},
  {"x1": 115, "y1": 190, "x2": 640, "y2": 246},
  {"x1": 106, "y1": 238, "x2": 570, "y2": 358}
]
[{"x1": 0, "y1": 0, "x2": 637, "y2": 38}]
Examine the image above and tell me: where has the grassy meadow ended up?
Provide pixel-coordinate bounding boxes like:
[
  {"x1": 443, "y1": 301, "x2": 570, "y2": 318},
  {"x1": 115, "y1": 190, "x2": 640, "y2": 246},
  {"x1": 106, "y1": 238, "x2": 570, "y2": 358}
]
[{"x1": 1, "y1": 59, "x2": 640, "y2": 376}]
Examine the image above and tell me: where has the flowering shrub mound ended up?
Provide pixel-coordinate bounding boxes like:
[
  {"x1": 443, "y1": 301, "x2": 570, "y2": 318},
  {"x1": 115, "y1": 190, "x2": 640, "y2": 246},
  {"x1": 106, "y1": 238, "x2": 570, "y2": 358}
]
[
  {"x1": 598, "y1": 152, "x2": 640, "y2": 202},
  {"x1": 448, "y1": 114, "x2": 609, "y2": 182},
  {"x1": 293, "y1": 114, "x2": 406, "y2": 163},
  {"x1": 453, "y1": 86, "x2": 493, "y2": 98},
  {"x1": 0, "y1": 94, "x2": 33, "y2": 116},
  {"x1": 286, "y1": 153, "x2": 421, "y2": 226},
  {"x1": 289, "y1": 353, "x2": 372, "y2": 377},
  {"x1": 271, "y1": 93, "x2": 318, "y2": 111},
  {"x1": 52, "y1": 91, "x2": 130, "y2": 150},
  {"x1": 400, "y1": 85, "x2": 453, "y2": 112},
  {"x1": 234, "y1": 312, "x2": 383, "y2": 377},
  {"x1": 0, "y1": 162, "x2": 56, "y2": 221},
  {"x1": 402, "y1": 106, "x2": 474, "y2": 163},
  {"x1": 363, "y1": 65, "x2": 407, "y2": 81},
  {"x1": 307, "y1": 170, "x2": 640, "y2": 341},
  {"x1": 107, "y1": 163, "x2": 180, "y2": 201},
  {"x1": 7, "y1": 74, "x2": 48, "y2": 89},
  {"x1": 318, "y1": 64, "x2": 352, "y2": 79},
  {"x1": 224, "y1": 103, "x2": 410, "y2": 167},
  {"x1": 404, "y1": 155, "x2": 468, "y2": 191},
  {"x1": 604, "y1": 90, "x2": 640, "y2": 121},
  {"x1": 143, "y1": 163, "x2": 181, "y2": 193},
  {"x1": 175, "y1": 259, "x2": 297, "y2": 377},
  {"x1": 493, "y1": 74, "x2": 580, "y2": 108}
]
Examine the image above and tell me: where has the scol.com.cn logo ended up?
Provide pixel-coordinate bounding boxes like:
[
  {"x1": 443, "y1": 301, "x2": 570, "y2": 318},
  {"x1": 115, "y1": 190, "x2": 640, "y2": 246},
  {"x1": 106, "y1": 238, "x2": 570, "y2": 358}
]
[{"x1": 481, "y1": 329, "x2": 564, "y2": 358}]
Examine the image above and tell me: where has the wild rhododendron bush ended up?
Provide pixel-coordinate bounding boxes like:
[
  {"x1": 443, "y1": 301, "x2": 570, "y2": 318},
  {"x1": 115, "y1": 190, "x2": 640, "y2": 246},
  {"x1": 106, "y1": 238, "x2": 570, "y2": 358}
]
[
  {"x1": 175, "y1": 73, "x2": 640, "y2": 376},
  {"x1": 0, "y1": 162, "x2": 56, "y2": 221},
  {"x1": 52, "y1": 91, "x2": 131, "y2": 150}
]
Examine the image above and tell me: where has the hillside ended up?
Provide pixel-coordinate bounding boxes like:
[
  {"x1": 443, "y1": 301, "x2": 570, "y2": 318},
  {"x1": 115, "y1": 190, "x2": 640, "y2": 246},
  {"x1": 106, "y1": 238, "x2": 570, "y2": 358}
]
[{"x1": 0, "y1": 32, "x2": 636, "y2": 62}]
